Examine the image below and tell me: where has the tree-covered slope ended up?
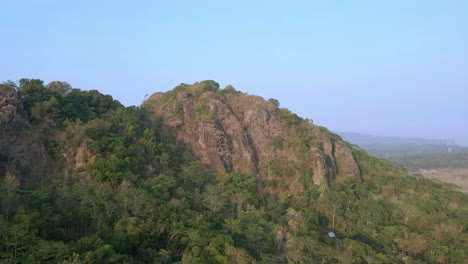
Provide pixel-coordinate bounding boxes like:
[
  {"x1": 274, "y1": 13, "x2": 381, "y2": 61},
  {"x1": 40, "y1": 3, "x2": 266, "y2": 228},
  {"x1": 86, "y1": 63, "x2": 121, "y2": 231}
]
[{"x1": 0, "y1": 79, "x2": 466, "y2": 263}]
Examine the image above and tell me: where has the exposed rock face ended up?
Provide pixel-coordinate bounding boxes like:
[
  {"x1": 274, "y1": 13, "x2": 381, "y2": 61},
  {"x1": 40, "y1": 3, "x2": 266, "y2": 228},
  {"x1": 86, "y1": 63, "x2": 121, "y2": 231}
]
[
  {"x1": 0, "y1": 133, "x2": 53, "y2": 183},
  {"x1": 334, "y1": 141, "x2": 361, "y2": 181},
  {"x1": 0, "y1": 84, "x2": 30, "y2": 132},
  {"x1": 147, "y1": 87, "x2": 258, "y2": 174},
  {"x1": 309, "y1": 148, "x2": 330, "y2": 191},
  {"x1": 0, "y1": 84, "x2": 54, "y2": 182},
  {"x1": 0, "y1": 84, "x2": 31, "y2": 179},
  {"x1": 45, "y1": 81, "x2": 70, "y2": 95},
  {"x1": 145, "y1": 81, "x2": 362, "y2": 195}
]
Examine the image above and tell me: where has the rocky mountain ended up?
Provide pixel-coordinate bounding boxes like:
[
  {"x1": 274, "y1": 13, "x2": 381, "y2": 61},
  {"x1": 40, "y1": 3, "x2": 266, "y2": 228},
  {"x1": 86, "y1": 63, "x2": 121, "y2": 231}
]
[
  {"x1": 143, "y1": 81, "x2": 361, "y2": 195},
  {"x1": 0, "y1": 79, "x2": 466, "y2": 263},
  {"x1": 0, "y1": 83, "x2": 30, "y2": 132}
]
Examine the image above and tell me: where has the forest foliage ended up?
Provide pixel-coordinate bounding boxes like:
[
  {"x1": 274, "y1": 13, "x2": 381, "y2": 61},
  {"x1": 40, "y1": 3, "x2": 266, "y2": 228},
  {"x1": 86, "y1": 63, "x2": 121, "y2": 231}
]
[
  {"x1": 0, "y1": 79, "x2": 467, "y2": 263},
  {"x1": 388, "y1": 153, "x2": 468, "y2": 170}
]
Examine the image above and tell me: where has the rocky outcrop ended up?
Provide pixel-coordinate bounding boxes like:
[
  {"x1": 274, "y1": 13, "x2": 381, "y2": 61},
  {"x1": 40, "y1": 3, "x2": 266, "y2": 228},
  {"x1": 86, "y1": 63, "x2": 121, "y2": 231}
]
[
  {"x1": 147, "y1": 88, "x2": 258, "y2": 174},
  {"x1": 0, "y1": 84, "x2": 62, "y2": 183},
  {"x1": 334, "y1": 141, "x2": 361, "y2": 181},
  {"x1": 309, "y1": 148, "x2": 330, "y2": 191},
  {"x1": 0, "y1": 134, "x2": 53, "y2": 184},
  {"x1": 145, "y1": 81, "x2": 362, "y2": 195},
  {"x1": 0, "y1": 84, "x2": 30, "y2": 132},
  {"x1": 0, "y1": 84, "x2": 33, "y2": 180},
  {"x1": 45, "y1": 81, "x2": 70, "y2": 95}
]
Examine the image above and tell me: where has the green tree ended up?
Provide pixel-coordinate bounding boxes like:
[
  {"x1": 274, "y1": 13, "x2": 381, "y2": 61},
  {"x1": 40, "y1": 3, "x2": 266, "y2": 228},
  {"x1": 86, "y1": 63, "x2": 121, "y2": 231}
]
[{"x1": 1, "y1": 172, "x2": 20, "y2": 220}]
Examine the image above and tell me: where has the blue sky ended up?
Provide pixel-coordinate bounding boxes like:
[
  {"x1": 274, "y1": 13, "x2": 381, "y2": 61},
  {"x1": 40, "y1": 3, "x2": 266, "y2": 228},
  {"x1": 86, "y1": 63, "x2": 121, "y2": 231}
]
[{"x1": 1, "y1": 0, "x2": 467, "y2": 145}]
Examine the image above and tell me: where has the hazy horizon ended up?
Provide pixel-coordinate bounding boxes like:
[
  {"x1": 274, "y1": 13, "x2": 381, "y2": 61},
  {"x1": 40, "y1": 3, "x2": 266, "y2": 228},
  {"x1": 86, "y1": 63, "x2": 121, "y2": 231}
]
[{"x1": 2, "y1": 1, "x2": 467, "y2": 145}]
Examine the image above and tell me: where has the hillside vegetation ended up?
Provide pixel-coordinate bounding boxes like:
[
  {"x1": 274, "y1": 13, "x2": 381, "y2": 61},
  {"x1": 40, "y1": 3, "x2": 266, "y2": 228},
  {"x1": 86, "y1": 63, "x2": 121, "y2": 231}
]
[
  {"x1": 0, "y1": 79, "x2": 467, "y2": 263},
  {"x1": 389, "y1": 153, "x2": 468, "y2": 171},
  {"x1": 388, "y1": 154, "x2": 468, "y2": 193}
]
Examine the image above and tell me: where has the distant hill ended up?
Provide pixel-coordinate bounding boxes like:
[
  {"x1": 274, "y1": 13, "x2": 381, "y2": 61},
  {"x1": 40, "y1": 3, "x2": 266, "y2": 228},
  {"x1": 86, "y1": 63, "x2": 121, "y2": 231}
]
[
  {"x1": 339, "y1": 132, "x2": 468, "y2": 192},
  {"x1": 339, "y1": 132, "x2": 468, "y2": 157},
  {"x1": 339, "y1": 132, "x2": 447, "y2": 146}
]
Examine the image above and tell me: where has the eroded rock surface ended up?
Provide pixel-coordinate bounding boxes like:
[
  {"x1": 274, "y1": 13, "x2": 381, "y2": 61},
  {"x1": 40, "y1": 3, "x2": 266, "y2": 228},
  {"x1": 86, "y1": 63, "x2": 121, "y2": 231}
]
[
  {"x1": 145, "y1": 81, "x2": 362, "y2": 195},
  {"x1": 334, "y1": 141, "x2": 361, "y2": 181}
]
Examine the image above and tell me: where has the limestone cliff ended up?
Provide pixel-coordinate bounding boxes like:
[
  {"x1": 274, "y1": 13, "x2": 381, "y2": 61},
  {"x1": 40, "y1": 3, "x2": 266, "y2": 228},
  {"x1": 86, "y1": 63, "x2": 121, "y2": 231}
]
[{"x1": 144, "y1": 81, "x2": 361, "y2": 195}]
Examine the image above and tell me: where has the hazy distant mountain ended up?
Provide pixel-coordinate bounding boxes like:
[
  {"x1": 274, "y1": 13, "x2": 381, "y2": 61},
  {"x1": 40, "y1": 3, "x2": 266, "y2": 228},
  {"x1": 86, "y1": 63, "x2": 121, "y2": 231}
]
[
  {"x1": 339, "y1": 132, "x2": 447, "y2": 146},
  {"x1": 338, "y1": 132, "x2": 468, "y2": 157}
]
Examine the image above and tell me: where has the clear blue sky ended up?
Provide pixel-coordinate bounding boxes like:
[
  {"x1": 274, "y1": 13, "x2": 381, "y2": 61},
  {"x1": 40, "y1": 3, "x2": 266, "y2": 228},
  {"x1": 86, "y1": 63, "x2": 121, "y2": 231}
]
[{"x1": 1, "y1": 0, "x2": 467, "y2": 145}]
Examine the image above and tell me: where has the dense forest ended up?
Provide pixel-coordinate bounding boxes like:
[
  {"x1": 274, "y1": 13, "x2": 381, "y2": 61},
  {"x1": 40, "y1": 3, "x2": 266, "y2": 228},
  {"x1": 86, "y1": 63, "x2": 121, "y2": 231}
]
[{"x1": 0, "y1": 79, "x2": 467, "y2": 263}]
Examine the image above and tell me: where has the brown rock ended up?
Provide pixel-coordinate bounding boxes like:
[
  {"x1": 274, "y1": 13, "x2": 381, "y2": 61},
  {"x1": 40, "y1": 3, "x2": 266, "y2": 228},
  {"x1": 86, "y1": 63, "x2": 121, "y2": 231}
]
[
  {"x1": 334, "y1": 141, "x2": 361, "y2": 181},
  {"x1": 145, "y1": 82, "x2": 362, "y2": 195},
  {"x1": 310, "y1": 148, "x2": 330, "y2": 191},
  {"x1": 45, "y1": 81, "x2": 71, "y2": 95},
  {"x1": 0, "y1": 84, "x2": 30, "y2": 132}
]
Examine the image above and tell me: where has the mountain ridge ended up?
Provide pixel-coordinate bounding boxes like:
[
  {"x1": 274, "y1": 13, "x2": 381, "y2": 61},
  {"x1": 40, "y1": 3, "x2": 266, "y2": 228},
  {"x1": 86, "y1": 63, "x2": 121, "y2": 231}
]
[
  {"x1": 338, "y1": 132, "x2": 449, "y2": 146},
  {"x1": 339, "y1": 131, "x2": 468, "y2": 157},
  {"x1": 0, "y1": 79, "x2": 466, "y2": 263}
]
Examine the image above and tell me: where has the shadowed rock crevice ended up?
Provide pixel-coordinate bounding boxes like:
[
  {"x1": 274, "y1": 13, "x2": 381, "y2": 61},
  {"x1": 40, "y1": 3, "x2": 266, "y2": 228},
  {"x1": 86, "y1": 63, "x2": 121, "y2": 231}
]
[{"x1": 242, "y1": 126, "x2": 260, "y2": 175}]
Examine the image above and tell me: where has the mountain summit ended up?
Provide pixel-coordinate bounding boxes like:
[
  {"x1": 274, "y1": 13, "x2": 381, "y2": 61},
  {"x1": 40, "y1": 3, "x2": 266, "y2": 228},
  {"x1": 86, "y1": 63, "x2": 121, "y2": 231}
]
[{"x1": 144, "y1": 81, "x2": 361, "y2": 195}]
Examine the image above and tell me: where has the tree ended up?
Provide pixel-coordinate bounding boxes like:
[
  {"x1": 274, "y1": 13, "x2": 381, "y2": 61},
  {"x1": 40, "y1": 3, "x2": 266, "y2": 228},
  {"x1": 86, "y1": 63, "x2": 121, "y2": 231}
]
[
  {"x1": 268, "y1": 98, "x2": 280, "y2": 107},
  {"x1": 18, "y1": 78, "x2": 44, "y2": 94},
  {"x1": 1, "y1": 172, "x2": 20, "y2": 220}
]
